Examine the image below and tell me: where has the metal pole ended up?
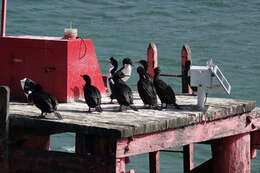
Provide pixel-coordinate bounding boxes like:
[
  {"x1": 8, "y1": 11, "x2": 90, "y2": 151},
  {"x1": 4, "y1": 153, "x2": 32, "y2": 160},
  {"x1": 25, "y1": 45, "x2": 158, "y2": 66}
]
[{"x1": 1, "y1": 0, "x2": 7, "y2": 37}]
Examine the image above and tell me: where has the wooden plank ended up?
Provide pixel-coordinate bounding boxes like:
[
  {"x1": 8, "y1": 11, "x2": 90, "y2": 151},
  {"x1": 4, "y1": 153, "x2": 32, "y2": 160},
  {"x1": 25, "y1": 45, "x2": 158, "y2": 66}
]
[
  {"x1": 116, "y1": 111, "x2": 260, "y2": 158},
  {"x1": 8, "y1": 146, "x2": 115, "y2": 173},
  {"x1": 149, "y1": 151, "x2": 160, "y2": 173},
  {"x1": 211, "y1": 133, "x2": 251, "y2": 173},
  {"x1": 8, "y1": 95, "x2": 256, "y2": 139}
]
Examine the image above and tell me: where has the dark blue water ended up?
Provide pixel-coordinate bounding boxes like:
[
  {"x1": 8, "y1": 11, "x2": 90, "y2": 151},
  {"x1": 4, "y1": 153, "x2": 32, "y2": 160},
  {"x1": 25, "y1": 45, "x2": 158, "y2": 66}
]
[{"x1": 5, "y1": 0, "x2": 260, "y2": 172}]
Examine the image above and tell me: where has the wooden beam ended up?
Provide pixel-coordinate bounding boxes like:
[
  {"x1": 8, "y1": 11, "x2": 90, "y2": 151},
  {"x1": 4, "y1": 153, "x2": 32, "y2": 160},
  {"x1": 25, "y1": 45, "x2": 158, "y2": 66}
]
[
  {"x1": 76, "y1": 134, "x2": 117, "y2": 173},
  {"x1": 160, "y1": 73, "x2": 182, "y2": 78},
  {"x1": 149, "y1": 151, "x2": 160, "y2": 173},
  {"x1": 8, "y1": 146, "x2": 114, "y2": 173},
  {"x1": 116, "y1": 112, "x2": 259, "y2": 158},
  {"x1": 211, "y1": 133, "x2": 251, "y2": 173}
]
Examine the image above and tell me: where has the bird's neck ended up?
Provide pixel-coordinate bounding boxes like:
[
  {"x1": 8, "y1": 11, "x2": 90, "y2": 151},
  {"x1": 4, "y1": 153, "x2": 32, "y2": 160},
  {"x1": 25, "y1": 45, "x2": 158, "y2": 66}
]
[
  {"x1": 122, "y1": 64, "x2": 132, "y2": 75},
  {"x1": 154, "y1": 73, "x2": 160, "y2": 80},
  {"x1": 111, "y1": 64, "x2": 118, "y2": 75}
]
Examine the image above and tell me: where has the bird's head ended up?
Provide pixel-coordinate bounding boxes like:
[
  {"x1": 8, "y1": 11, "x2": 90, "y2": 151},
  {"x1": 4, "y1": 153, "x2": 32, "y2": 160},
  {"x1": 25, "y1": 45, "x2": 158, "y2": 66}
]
[
  {"x1": 136, "y1": 60, "x2": 148, "y2": 71},
  {"x1": 81, "y1": 75, "x2": 91, "y2": 85},
  {"x1": 123, "y1": 58, "x2": 133, "y2": 66},
  {"x1": 154, "y1": 67, "x2": 161, "y2": 75},
  {"x1": 137, "y1": 66, "x2": 145, "y2": 75}
]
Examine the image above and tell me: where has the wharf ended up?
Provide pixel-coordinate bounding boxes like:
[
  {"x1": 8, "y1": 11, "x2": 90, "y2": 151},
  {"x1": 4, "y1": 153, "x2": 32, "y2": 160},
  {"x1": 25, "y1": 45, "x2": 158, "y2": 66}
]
[{"x1": 2, "y1": 90, "x2": 260, "y2": 173}]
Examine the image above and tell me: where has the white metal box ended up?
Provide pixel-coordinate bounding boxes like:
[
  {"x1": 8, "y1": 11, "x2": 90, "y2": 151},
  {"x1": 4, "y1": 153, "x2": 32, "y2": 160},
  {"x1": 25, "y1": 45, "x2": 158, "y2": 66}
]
[{"x1": 189, "y1": 66, "x2": 211, "y2": 87}]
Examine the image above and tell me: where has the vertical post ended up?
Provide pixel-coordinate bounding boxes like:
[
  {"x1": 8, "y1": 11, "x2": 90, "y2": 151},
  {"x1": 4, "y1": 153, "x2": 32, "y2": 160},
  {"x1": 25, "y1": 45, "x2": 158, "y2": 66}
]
[
  {"x1": 149, "y1": 151, "x2": 160, "y2": 173},
  {"x1": 76, "y1": 134, "x2": 117, "y2": 173},
  {"x1": 181, "y1": 44, "x2": 192, "y2": 94},
  {"x1": 251, "y1": 130, "x2": 260, "y2": 159},
  {"x1": 1, "y1": 0, "x2": 7, "y2": 37},
  {"x1": 181, "y1": 44, "x2": 194, "y2": 173},
  {"x1": 0, "y1": 86, "x2": 10, "y2": 173},
  {"x1": 183, "y1": 144, "x2": 194, "y2": 173},
  {"x1": 147, "y1": 42, "x2": 158, "y2": 77},
  {"x1": 211, "y1": 133, "x2": 251, "y2": 173}
]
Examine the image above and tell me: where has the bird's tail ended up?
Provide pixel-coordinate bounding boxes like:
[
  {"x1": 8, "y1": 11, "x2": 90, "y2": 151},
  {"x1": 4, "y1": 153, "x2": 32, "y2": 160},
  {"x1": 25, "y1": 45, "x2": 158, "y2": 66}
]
[
  {"x1": 174, "y1": 103, "x2": 181, "y2": 109},
  {"x1": 54, "y1": 112, "x2": 63, "y2": 120},
  {"x1": 130, "y1": 105, "x2": 138, "y2": 111},
  {"x1": 152, "y1": 105, "x2": 162, "y2": 111},
  {"x1": 96, "y1": 106, "x2": 103, "y2": 112}
]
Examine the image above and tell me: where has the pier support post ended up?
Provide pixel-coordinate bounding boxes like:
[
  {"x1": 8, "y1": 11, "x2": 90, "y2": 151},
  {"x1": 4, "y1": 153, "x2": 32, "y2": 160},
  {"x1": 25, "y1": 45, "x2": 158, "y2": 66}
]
[
  {"x1": 181, "y1": 45, "x2": 194, "y2": 173},
  {"x1": 183, "y1": 144, "x2": 194, "y2": 173},
  {"x1": 147, "y1": 42, "x2": 158, "y2": 77},
  {"x1": 76, "y1": 134, "x2": 118, "y2": 173},
  {"x1": 211, "y1": 133, "x2": 251, "y2": 173},
  {"x1": 149, "y1": 151, "x2": 160, "y2": 173}
]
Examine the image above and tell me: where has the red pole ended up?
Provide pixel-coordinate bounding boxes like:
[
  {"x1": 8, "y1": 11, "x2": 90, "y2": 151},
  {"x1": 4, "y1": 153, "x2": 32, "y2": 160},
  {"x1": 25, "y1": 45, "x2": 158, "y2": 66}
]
[
  {"x1": 1, "y1": 0, "x2": 7, "y2": 37},
  {"x1": 181, "y1": 44, "x2": 192, "y2": 94},
  {"x1": 147, "y1": 42, "x2": 158, "y2": 77}
]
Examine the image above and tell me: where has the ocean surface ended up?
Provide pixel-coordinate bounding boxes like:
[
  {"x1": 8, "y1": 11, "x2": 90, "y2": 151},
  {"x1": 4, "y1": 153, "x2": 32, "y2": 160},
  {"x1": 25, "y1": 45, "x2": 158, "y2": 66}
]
[{"x1": 5, "y1": 0, "x2": 260, "y2": 172}]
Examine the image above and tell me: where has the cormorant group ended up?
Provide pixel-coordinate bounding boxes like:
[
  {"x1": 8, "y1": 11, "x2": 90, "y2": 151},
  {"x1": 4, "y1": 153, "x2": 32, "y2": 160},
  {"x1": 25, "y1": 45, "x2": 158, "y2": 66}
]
[{"x1": 22, "y1": 58, "x2": 180, "y2": 118}]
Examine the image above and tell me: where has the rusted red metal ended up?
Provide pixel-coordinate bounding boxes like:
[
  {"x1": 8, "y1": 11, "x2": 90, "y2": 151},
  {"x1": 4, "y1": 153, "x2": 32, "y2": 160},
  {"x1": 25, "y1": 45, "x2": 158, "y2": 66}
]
[
  {"x1": 147, "y1": 42, "x2": 158, "y2": 76},
  {"x1": 1, "y1": 0, "x2": 7, "y2": 37},
  {"x1": 211, "y1": 133, "x2": 251, "y2": 173},
  {"x1": 0, "y1": 36, "x2": 105, "y2": 102}
]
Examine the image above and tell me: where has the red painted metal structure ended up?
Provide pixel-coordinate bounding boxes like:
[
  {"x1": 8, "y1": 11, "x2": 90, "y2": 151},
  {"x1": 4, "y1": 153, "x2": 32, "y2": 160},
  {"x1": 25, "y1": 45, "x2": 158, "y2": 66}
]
[
  {"x1": 0, "y1": 36, "x2": 105, "y2": 102},
  {"x1": 0, "y1": 0, "x2": 105, "y2": 102}
]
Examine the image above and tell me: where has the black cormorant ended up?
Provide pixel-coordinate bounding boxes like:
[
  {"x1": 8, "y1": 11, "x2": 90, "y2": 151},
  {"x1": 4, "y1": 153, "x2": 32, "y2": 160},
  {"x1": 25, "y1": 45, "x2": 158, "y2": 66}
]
[
  {"x1": 28, "y1": 84, "x2": 62, "y2": 119},
  {"x1": 82, "y1": 75, "x2": 102, "y2": 112},
  {"x1": 153, "y1": 67, "x2": 180, "y2": 109},
  {"x1": 110, "y1": 71, "x2": 137, "y2": 111},
  {"x1": 107, "y1": 57, "x2": 118, "y2": 103},
  {"x1": 116, "y1": 58, "x2": 133, "y2": 82},
  {"x1": 137, "y1": 66, "x2": 160, "y2": 110},
  {"x1": 136, "y1": 60, "x2": 153, "y2": 81}
]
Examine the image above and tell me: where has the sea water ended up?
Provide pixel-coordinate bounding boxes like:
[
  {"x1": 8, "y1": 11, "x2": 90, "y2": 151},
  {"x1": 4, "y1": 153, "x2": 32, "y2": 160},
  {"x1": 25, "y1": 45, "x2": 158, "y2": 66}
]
[{"x1": 5, "y1": 0, "x2": 260, "y2": 172}]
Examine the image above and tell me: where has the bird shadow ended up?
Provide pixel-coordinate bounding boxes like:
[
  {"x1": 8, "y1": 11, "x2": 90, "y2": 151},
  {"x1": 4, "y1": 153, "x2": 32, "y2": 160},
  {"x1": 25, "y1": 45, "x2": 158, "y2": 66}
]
[
  {"x1": 163, "y1": 104, "x2": 209, "y2": 113},
  {"x1": 71, "y1": 87, "x2": 80, "y2": 102}
]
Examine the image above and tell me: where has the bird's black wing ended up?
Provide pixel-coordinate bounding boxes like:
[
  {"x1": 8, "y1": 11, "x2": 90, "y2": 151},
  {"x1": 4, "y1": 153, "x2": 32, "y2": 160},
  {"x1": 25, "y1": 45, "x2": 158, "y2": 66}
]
[
  {"x1": 46, "y1": 92, "x2": 58, "y2": 111},
  {"x1": 91, "y1": 86, "x2": 102, "y2": 105},
  {"x1": 31, "y1": 91, "x2": 53, "y2": 113},
  {"x1": 138, "y1": 79, "x2": 157, "y2": 105}
]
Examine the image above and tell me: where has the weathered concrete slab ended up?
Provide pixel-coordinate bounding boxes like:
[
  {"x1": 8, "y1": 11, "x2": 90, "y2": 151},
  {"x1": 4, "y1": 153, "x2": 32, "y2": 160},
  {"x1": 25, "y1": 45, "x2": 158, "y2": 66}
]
[{"x1": 8, "y1": 93, "x2": 256, "y2": 138}]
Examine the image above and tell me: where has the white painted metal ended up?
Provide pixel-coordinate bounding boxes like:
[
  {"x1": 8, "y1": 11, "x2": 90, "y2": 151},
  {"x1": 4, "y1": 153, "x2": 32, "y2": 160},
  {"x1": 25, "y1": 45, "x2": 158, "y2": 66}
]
[{"x1": 189, "y1": 59, "x2": 231, "y2": 110}]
